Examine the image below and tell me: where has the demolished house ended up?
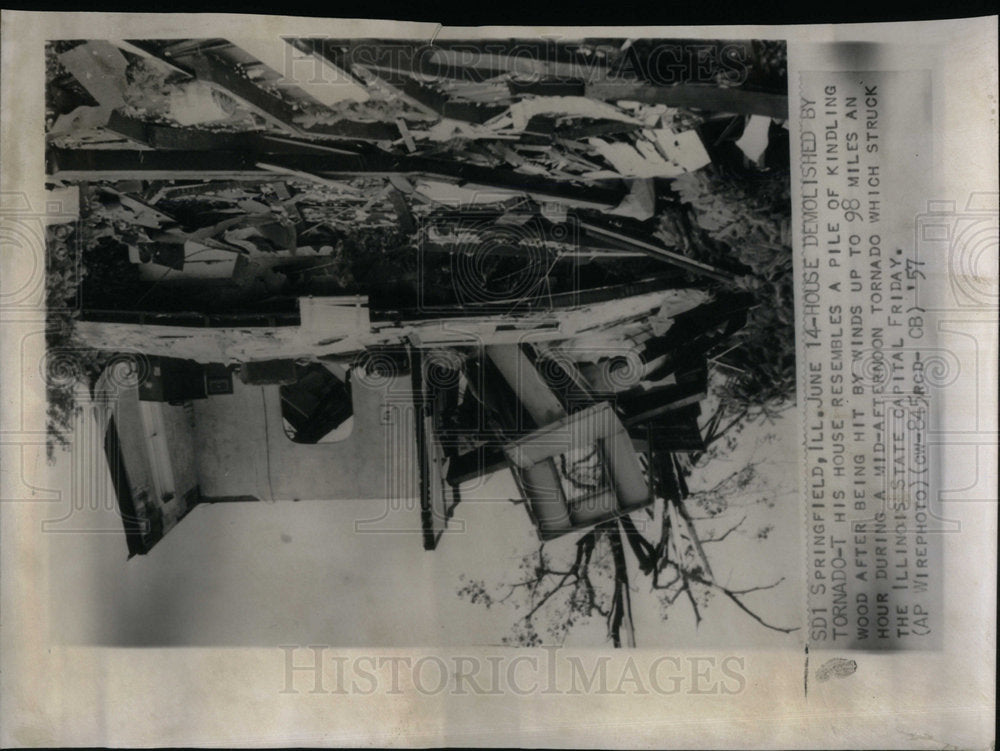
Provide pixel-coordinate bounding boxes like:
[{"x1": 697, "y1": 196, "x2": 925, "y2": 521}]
[{"x1": 44, "y1": 37, "x2": 788, "y2": 555}]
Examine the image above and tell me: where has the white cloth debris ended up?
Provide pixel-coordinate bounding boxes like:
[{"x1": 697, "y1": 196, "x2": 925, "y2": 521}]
[
  {"x1": 167, "y1": 82, "x2": 234, "y2": 126},
  {"x1": 735, "y1": 115, "x2": 772, "y2": 163},
  {"x1": 588, "y1": 129, "x2": 710, "y2": 178},
  {"x1": 606, "y1": 179, "x2": 656, "y2": 221},
  {"x1": 649, "y1": 129, "x2": 712, "y2": 173}
]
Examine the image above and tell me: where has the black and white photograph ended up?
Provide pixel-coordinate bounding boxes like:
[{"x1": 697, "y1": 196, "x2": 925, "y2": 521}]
[
  {"x1": 1, "y1": 12, "x2": 996, "y2": 749},
  {"x1": 41, "y1": 36, "x2": 799, "y2": 647}
]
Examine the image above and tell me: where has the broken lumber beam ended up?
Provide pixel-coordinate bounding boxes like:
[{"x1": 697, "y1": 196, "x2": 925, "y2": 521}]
[
  {"x1": 387, "y1": 186, "x2": 416, "y2": 233},
  {"x1": 48, "y1": 148, "x2": 626, "y2": 210},
  {"x1": 368, "y1": 274, "x2": 689, "y2": 321},
  {"x1": 114, "y1": 39, "x2": 194, "y2": 76},
  {"x1": 440, "y1": 99, "x2": 508, "y2": 125},
  {"x1": 395, "y1": 118, "x2": 417, "y2": 152},
  {"x1": 352, "y1": 64, "x2": 439, "y2": 118},
  {"x1": 485, "y1": 344, "x2": 567, "y2": 426},
  {"x1": 316, "y1": 41, "x2": 496, "y2": 87},
  {"x1": 300, "y1": 42, "x2": 508, "y2": 124},
  {"x1": 184, "y1": 51, "x2": 304, "y2": 134},
  {"x1": 58, "y1": 41, "x2": 131, "y2": 110},
  {"x1": 424, "y1": 48, "x2": 612, "y2": 82},
  {"x1": 639, "y1": 292, "x2": 756, "y2": 362},
  {"x1": 578, "y1": 220, "x2": 736, "y2": 282},
  {"x1": 507, "y1": 78, "x2": 587, "y2": 97},
  {"x1": 104, "y1": 111, "x2": 257, "y2": 151},
  {"x1": 411, "y1": 346, "x2": 463, "y2": 550},
  {"x1": 109, "y1": 108, "x2": 401, "y2": 145},
  {"x1": 585, "y1": 81, "x2": 788, "y2": 120},
  {"x1": 160, "y1": 38, "x2": 233, "y2": 59},
  {"x1": 285, "y1": 38, "x2": 372, "y2": 92},
  {"x1": 355, "y1": 64, "x2": 505, "y2": 124},
  {"x1": 79, "y1": 309, "x2": 301, "y2": 327},
  {"x1": 619, "y1": 380, "x2": 708, "y2": 427},
  {"x1": 47, "y1": 147, "x2": 351, "y2": 180},
  {"x1": 303, "y1": 119, "x2": 403, "y2": 141},
  {"x1": 233, "y1": 37, "x2": 371, "y2": 107},
  {"x1": 558, "y1": 119, "x2": 643, "y2": 139}
]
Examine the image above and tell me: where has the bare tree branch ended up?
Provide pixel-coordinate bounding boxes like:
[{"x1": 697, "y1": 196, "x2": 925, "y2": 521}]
[{"x1": 701, "y1": 514, "x2": 748, "y2": 543}]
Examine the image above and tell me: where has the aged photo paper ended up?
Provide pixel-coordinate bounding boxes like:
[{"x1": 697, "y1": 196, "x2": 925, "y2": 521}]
[{"x1": 1, "y1": 10, "x2": 996, "y2": 748}]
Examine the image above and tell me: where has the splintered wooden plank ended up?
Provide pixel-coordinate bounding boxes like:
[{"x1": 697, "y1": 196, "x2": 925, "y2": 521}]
[
  {"x1": 585, "y1": 81, "x2": 788, "y2": 119},
  {"x1": 619, "y1": 374, "x2": 709, "y2": 427},
  {"x1": 485, "y1": 344, "x2": 567, "y2": 427},
  {"x1": 302, "y1": 119, "x2": 400, "y2": 141},
  {"x1": 48, "y1": 148, "x2": 255, "y2": 180},
  {"x1": 110, "y1": 40, "x2": 193, "y2": 76},
  {"x1": 58, "y1": 41, "x2": 131, "y2": 109},
  {"x1": 411, "y1": 347, "x2": 462, "y2": 550},
  {"x1": 352, "y1": 64, "x2": 439, "y2": 118},
  {"x1": 48, "y1": 148, "x2": 363, "y2": 179},
  {"x1": 425, "y1": 48, "x2": 612, "y2": 82},
  {"x1": 161, "y1": 38, "x2": 232, "y2": 59},
  {"x1": 507, "y1": 78, "x2": 587, "y2": 97},
  {"x1": 578, "y1": 220, "x2": 735, "y2": 282},
  {"x1": 233, "y1": 37, "x2": 371, "y2": 106},
  {"x1": 387, "y1": 187, "x2": 416, "y2": 233},
  {"x1": 395, "y1": 118, "x2": 416, "y2": 152},
  {"x1": 352, "y1": 61, "x2": 505, "y2": 125},
  {"x1": 183, "y1": 52, "x2": 304, "y2": 134},
  {"x1": 346, "y1": 43, "x2": 492, "y2": 84},
  {"x1": 49, "y1": 149, "x2": 626, "y2": 209},
  {"x1": 289, "y1": 38, "x2": 375, "y2": 93},
  {"x1": 260, "y1": 135, "x2": 359, "y2": 156},
  {"x1": 441, "y1": 100, "x2": 507, "y2": 125},
  {"x1": 104, "y1": 111, "x2": 257, "y2": 151},
  {"x1": 557, "y1": 119, "x2": 643, "y2": 139}
]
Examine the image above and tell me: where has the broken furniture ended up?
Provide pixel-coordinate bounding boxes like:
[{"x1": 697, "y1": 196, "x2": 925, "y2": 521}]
[
  {"x1": 278, "y1": 362, "x2": 353, "y2": 444},
  {"x1": 138, "y1": 356, "x2": 233, "y2": 403},
  {"x1": 504, "y1": 401, "x2": 649, "y2": 540},
  {"x1": 403, "y1": 285, "x2": 756, "y2": 543}
]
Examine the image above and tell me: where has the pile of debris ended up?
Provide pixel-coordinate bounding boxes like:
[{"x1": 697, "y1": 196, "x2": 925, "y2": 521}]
[
  {"x1": 45, "y1": 36, "x2": 791, "y2": 546},
  {"x1": 46, "y1": 38, "x2": 787, "y2": 221},
  {"x1": 392, "y1": 285, "x2": 757, "y2": 547}
]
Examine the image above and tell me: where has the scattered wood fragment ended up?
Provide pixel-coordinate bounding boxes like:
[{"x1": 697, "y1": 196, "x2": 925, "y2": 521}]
[
  {"x1": 58, "y1": 41, "x2": 130, "y2": 109},
  {"x1": 396, "y1": 118, "x2": 417, "y2": 152},
  {"x1": 578, "y1": 220, "x2": 736, "y2": 283},
  {"x1": 585, "y1": 81, "x2": 789, "y2": 119}
]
